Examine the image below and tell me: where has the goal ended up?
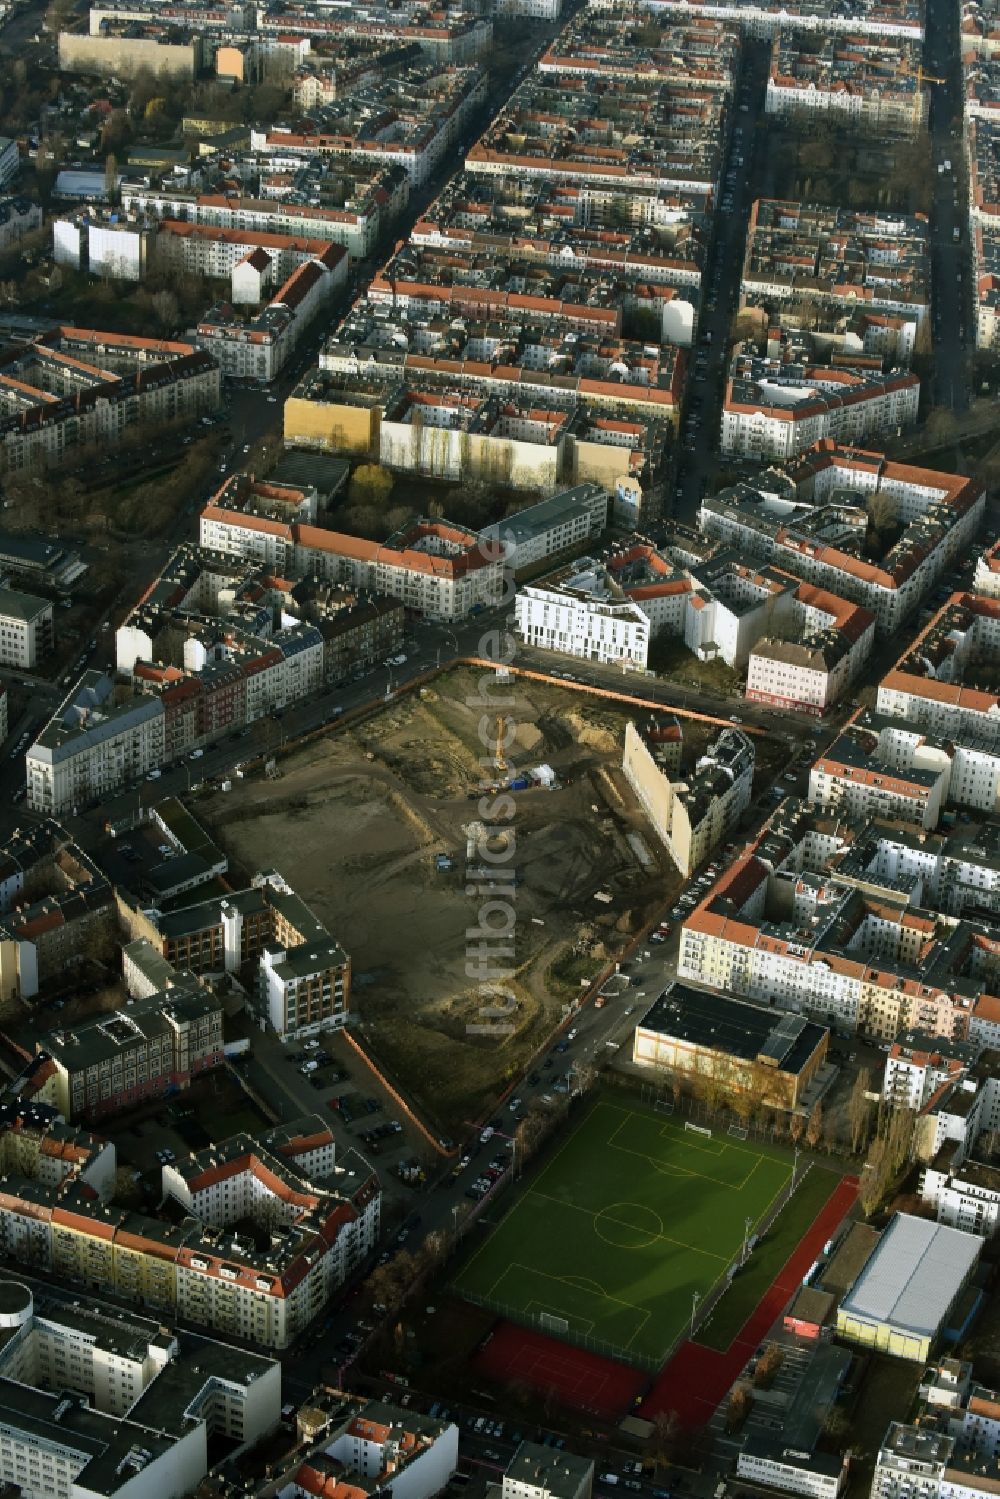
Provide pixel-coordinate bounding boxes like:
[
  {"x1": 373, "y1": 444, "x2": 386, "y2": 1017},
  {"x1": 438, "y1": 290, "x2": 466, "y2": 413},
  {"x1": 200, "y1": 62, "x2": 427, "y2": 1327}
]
[
  {"x1": 538, "y1": 1311, "x2": 569, "y2": 1334},
  {"x1": 654, "y1": 1098, "x2": 674, "y2": 1115},
  {"x1": 728, "y1": 1124, "x2": 749, "y2": 1140},
  {"x1": 684, "y1": 1121, "x2": 712, "y2": 1139}
]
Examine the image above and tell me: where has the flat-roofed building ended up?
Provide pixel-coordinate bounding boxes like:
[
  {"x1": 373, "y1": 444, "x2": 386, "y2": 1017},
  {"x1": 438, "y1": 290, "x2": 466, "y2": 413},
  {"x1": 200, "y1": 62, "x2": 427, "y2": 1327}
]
[
  {"x1": 835, "y1": 1213, "x2": 983, "y2": 1360},
  {"x1": 633, "y1": 981, "x2": 829, "y2": 1108}
]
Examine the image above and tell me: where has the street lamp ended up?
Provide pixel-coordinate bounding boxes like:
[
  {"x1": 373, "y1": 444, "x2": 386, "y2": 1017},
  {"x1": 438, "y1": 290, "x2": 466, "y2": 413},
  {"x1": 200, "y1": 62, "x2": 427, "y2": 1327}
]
[
  {"x1": 741, "y1": 1214, "x2": 753, "y2": 1266},
  {"x1": 690, "y1": 1290, "x2": 701, "y2": 1337}
]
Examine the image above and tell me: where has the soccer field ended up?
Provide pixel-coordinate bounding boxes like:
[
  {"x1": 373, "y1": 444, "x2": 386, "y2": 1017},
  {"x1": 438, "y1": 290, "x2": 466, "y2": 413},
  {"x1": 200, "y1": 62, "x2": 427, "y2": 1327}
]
[{"x1": 453, "y1": 1101, "x2": 795, "y2": 1367}]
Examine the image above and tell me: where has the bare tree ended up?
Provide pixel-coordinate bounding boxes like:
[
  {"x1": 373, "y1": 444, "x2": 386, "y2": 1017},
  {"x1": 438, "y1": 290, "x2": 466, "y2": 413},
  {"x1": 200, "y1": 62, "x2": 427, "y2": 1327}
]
[
  {"x1": 805, "y1": 1100, "x2": 824, "y2": 1150},
  {"x1": 645, "y1": 1411, "x2": 680, "y2": 1476},
  {"x1": 726, "y1": 1384, "x2": 753, "y2": 1433}
]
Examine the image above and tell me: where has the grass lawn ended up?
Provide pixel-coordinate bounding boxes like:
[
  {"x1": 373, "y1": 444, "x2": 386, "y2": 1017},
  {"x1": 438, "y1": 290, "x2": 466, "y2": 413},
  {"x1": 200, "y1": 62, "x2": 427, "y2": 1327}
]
[
  {"x1": 696, "y1": 1163, "x2": 842, "y2": 1349},
  {"x1": 453, "y1": 1100, "x2": 795, "y2": 1367}
]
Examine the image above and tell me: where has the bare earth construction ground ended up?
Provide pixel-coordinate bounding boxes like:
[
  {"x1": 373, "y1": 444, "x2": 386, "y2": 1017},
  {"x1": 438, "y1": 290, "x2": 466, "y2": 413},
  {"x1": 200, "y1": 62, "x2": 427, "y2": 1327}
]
[{"x1": 202, "y1": 669, "x2": 773, "y2": 1133}]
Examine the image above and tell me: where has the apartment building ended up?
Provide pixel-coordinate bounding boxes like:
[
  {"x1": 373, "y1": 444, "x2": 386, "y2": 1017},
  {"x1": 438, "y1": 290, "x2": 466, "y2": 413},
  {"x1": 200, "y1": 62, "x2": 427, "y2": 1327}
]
[
  {"x1": 479, "y1": 485, "x2": 609, "y2": 573},
  {"x1": 295, "y1": 1393, "x2": 460, "y2": 1499},
  {"x1": 412, "y1": 175, "x2": 708, "y2": 295},
  {"x1": 121, "y1": 170, "x2": 404, "y2": 261},
  {"x1": 878, "y1": 593, "x2": 1000, "y2": 747},
  {"x1": 921, "y1": 1158, "x2": 1000, "y2": 1237},
  {"x1": 873, "y1": 1421, "x2": 1000, "y2": 1499},
  {"x1": 700, "y1": 444, "x2": 985, "y2": 633},
  {"x1": 741, "y1": 202, "x2": 930, "y2": 328},
  {"x1": 622, "y1": 718, "x2": 753, "y2": 874},
  {"x1": 0, "y1": 326, "x2": 220, "y2": 478},
  {"x1": 765, "y1": 32, "x2": 929, "y2": 134},
  {"x1": 58, "y1": 26, "x2": 205, "y2": 78},
  {"x1": 466, "y1": 70, "x2": 728, "y2": 202},
  {"x1": 0, "y1": 1272, "x2": 280, "y2": 1499},
  {"x1": 0, "y1": 1118, "x2": 379, "y2": 1349},
  {"x1": 195, "y1": 246, "x2": 347, "y2": 382},
  {"x1": 201, "y1": 494, "x2": 504, "y2": 620},
  {"x1": 118, "y1": 870, "x2": 348, "y2": 1040},
  {"x1": 0, "y1": 587, "x2": 53, "y2": 670},
  {"x1": 503, "y1": 1443, "x2": 593, "y2": 1499},
  {"x1": 883, "y1": 1030, "x2": 978, "y2": 1112},
  {"x1": 974, "y1": 537, "x2": 1000, "y2": 597},
  {"x1": 675, "y1": 795, "x2": 1000, "y2": 1039},
  {"x1": 627, "y1": 0, "x2": 925, "y2": 42},
  {"x1": 514, "y1": 559, "x2": 652, "y2": 670},
  {"x1": 681, "y1": 553, "x2": 874, "y2": 710},
  {"x1": 53, "y1": 210, "x2": 155, "y2": 280},
  {"x1": 539, "y1": 7, "x2": 740, "y2": 89},
  {"x1": 721, "y1": 352, "x2": 919, "y2": 461},
  {"x1": 0, "y1": 198, "x2": 42, "y2": 257},
  {"x1": 155, "y1": 220, "x2": 348, "y2": 291},
  {"x1": 40, "y1": 971, "x2": 223, "y2": 1123},
  {"x1": 250, "y1": 64, "x2": 487, "y2": 186},
  {"x1": 0, "y1": 820, "x2": 115, "y2": 1004},
  {"x1": 26, "y1": 674, "x2": 166, "y2": 819},
  {"x1": 287, "y1": 370, "x2": 670, "y2": 500}
]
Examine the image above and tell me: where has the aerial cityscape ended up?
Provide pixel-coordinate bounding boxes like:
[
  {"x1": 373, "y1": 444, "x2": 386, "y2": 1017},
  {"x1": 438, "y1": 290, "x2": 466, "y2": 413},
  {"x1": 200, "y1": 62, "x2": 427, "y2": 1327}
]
[{"x1": 0, "y1": 0, "x2": 995, "y2": 1495}]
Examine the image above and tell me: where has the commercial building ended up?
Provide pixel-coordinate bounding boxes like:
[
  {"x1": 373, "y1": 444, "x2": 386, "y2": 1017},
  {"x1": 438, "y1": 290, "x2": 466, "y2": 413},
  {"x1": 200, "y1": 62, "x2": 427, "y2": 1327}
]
[
  {"x1": 700, "y1": 444, "x2": 985, "y2": 634},
  {"x1": 0, "y1": 587, "x2": 53, "y2": 670},
  {"x1": 835, "y1": 1213, "x2": 982, "y2": 1360},
  {"x1": 0, "y1": 326, "x2": 220, "y2": 478},
  {"x1": 633, "y1": 983, "x2": 829, "y2": 1109},
  {"x1": 721, "y1": 351, "x2": 919, "y2": 461},
  {"x1": 736, "y1": 1441, "x2": 846, "y2": 1499},
  {"x1": 622, "y1": 720, "x2": 754, "y2": 874},
  {"x1": 765, "y1": 32, "x2": 928, "y2": 134},
  {"x1": 0, "y1": 1271, "x2": 280, "y2": 1499}
]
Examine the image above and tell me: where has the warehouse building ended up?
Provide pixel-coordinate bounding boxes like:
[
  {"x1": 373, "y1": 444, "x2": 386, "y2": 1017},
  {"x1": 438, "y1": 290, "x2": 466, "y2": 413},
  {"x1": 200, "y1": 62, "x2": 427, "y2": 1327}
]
[
  {"x1": 835, "y1": 1213, "x2": 983, "y2": 1361},
  {"x1": 632, "y1": 983, "x2": 829, "y2": 1110}
]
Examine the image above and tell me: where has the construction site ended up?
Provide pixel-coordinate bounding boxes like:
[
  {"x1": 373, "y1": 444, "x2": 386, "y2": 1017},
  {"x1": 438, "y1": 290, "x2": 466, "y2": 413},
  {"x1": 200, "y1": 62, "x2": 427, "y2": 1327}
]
[{"x1": 201, "y1": 668, "x2": 775, "y2": 1133}]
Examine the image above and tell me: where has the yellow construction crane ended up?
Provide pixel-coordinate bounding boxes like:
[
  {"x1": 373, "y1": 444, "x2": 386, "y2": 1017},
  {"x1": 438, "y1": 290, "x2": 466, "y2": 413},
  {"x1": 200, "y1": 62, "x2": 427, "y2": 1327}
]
[
  {"x1": 863, "y1": 54, "x2": 945, "y2": 129},
  {"x1": 495, "y1": 715, "x2": 508, "y2": 777}
]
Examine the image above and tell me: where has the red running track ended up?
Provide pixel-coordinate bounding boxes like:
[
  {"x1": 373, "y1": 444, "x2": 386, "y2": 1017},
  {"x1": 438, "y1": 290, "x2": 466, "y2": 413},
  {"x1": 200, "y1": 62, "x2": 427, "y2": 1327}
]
[
  {"x1": 641, "y1": 1173, "x2": 859, "y2": 1426},
  {"x1": 471, "y1": 1173, "x2": 857, "y2": 1427},
  {"x1": 473, "y1": 1322, "x2": 646, "y2": 1421}
]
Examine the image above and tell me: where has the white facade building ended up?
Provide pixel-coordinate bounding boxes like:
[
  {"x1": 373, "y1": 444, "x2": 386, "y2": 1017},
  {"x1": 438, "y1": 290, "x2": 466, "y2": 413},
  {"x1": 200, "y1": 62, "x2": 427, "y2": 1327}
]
[{"x1": 514, "y1": 559, "x2": 651, "y2": 668}]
